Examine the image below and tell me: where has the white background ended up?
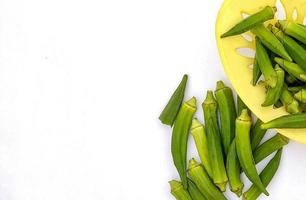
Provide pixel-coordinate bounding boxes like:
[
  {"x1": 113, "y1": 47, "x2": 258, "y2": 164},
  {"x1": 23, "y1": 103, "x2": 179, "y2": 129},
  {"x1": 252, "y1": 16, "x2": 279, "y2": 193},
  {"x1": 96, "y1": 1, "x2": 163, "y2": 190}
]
[{"x1": 0, "y1": 0, "x2": 305, "y2": 199}]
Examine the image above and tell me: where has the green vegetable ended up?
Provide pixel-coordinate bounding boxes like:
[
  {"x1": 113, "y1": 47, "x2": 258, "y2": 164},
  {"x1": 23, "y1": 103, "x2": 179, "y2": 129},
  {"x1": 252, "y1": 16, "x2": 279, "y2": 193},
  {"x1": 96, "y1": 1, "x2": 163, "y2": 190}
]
[
  {"x1": 285, "y1": 73, "x2": 298, "y2": 85},
  {"x1": 190, "y1": 119, "x2": 212, "y2": 178},
  {"x1": 171, "y1": 97, "x2": 197, "y2": 188},
  {"x1": 253, "y1": 133, "x2": 289, "y2": 164},
  {"x1": 169, "y1": 180, "x2": 193, "y2": 200},
  {"x1": 237, "y1": 95, "x2": 251, "y2": 116},
  {"x1": 272, "y1": 27, "x2": 306, "y2": 71},
  {"x1": 275, "y1": 57, "x2": 306, "y2": 82},
  {"x1": 252, "y1": 53, "x2": 262, "y2": 86},
  {"x1": 236, "y1": 109, "x2": 269, "y2": 196},
  {"x1": 261, "y1": 113, "x2": 306, "y2": 129},
  {"x1": 294, "y1": 89, "x2": 306, "y2": 103},
  {"x1": 280, "y1": 84, "x2": 301, "y2": 114},
  {"x1": 227, "y1": 139, "x2": 244, "y2": 197},
  {"x1": 202, "y1": 91, "x2": 228, "y2": 191},
  {"x1": 250, "y1": 119, "x2": 266, "y2": 151},
  {"x1": 187, "y1": 179, "x2": 207, "y2": 200},
  {"x1": 262, "y1": 65, "x2": 285, "y2": 106},
  {"x1": 288, "y1": 85, "x2": 306, "y2": 93},
  {"x1": 252, "y1": 24, "x2": 292, "y2": 61},
  {"x1": 277, "y1": 20, "x2": 306, "y2": 44},
  {"x1": 159, "y1": 74, "x2": 188, "y2": 126},
  {"x1": 215, "y1": 81, "x2": 236, "y2": 154},
  {"x1": 243, "y1": 149, "x2": 282, "y2": 200},
  {"x1": 221, "y1": 6, "x2": 276, "y2": 38},
  {"x1": 188, "y1": 158, "x2": 227, "y2": 200},
  {"x1": 255, "y1": 37, "x2": 278, "y2": 88},
  {"x1": 273, "y1": 100, "x2": 283, "y2": 108}
]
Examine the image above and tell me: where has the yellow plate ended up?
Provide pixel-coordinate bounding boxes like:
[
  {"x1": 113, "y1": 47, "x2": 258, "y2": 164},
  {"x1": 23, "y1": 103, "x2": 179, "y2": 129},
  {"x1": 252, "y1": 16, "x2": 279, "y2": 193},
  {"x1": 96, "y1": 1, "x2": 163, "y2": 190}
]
[{"x1": 216, "y1": 0, "x2": 306, "y2": 144}]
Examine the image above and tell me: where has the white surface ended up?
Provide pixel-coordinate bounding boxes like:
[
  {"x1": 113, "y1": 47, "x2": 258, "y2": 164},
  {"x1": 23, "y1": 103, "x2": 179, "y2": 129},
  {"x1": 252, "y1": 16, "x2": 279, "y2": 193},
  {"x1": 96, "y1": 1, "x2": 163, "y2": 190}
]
[{"x1": 0, "y1": 0, "x2": 304, "y2": 199}]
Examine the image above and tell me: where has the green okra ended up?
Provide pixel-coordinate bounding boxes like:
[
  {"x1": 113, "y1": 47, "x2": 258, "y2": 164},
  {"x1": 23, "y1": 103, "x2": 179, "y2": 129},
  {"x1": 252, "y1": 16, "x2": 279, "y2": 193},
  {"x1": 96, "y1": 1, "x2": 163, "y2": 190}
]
[
  {"x1": 202, "y1": 91, "x2": 228, "y2": 192},
  {"x1": 187, "y1": 179, "x2": 207, "y2": 200},
  {"x1": 188, "y1": 158, "x2": 227, "y2": 200},
  {"x1": 252, "y1": 24, "x2": 292, "y2": 61},
  {"x1": 285, "y1": 73, "x2": 298, "y2": 85},
  {"x1": 294, "y1": 89, "x2": 306, "y2": 103},
  {"x1": 252, "y1": 53, "x2": 262, "y2": 86},
  {"x1": 159, "y1": 74, "x2": 188, "y2": 126},
  {"x1": 288, "y1": 85, "x2": 306, "y2": 93},
  {"x1": 190, "y1": 119, "x2": 212, "y2": 178},
  {"x1": 277, "y1": 20, "x2": 306, "y2": 44},
  {"x1": 280, "y1": 84, "x2": 301, "y2": 114},
  {"x1": 215, "y1": 81, "x2": 237, "y2": 155},
  {"x1": 243, "y1": 149, "x2": 282, "y2": 200},
  {"x1": 235, "y1": 109, "x2": 269, "y2": 196},
  {"x1": 221, "y1": 6, "x2": 276, "y2": 38},
  {"x1": 226, "y1": 139, "x2": 244, "y2": 197},
  {"x1": 171, "y1": 97, "x2": 197, "y2": 189},
  {"x1": 262, "y1": 65, "x2": 285, "y2": 107},
  {"x1": 253, "y1": 133, "x2": 288, "y2": 164},
  {"x1": 275, "y1": 57, "x2": 306, "y2": 82},
  {"x1": 250, "y1": 119, "x2": 266, "y2": 151},
  {"x1": 237, "y1": 95, "x2": 251, "y2": 116},
  {"x1": 169, "y1": 180, "x2": 193, "y2": 200},
  {"x1": 255, "y1": 37, "x2": 278, "y2": 88},
  {"x1": 273, "y1": 27, "x2": 306, "y2": 71},
  {"x1": 273, "y1": 100, "x2": 283, "y2": 108},
  {"x1": 261, "y1": 113, "x2": 306, "y2": 129}
]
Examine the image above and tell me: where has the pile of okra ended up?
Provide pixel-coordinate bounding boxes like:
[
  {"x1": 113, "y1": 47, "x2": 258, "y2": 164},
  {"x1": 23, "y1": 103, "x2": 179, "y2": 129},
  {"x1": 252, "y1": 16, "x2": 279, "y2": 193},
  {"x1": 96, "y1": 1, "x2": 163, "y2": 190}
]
[
  {"x1": 222, "y1": 6, "x2": 306, "y2": 114},
  {"x1": 159, "y1": 75, "x2": 288, "y2": 200}
]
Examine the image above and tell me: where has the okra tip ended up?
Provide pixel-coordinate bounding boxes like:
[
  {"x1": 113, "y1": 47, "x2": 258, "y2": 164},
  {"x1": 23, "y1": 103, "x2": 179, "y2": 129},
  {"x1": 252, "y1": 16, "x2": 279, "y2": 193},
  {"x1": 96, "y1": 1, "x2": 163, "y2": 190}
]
[
  {"x1": 238, "y1": 109, "x2": 251, "y2": 121},
  {"x1": 186, "y1": 97, "x2": 197, "y2": 108},
  {"x1": 232, "y1": 187, "x2": 243, "y2": 198},
  {"x1": 191, "y1": 118, "x2": 203, "y2": 131},
  {"x1": 215, "y1": 182, "x2": 227, "y2": 193},
  {"x1": 216, "y1": 80, "x2": 226, "y2": 90},
  {"x1": 203, "y1": 90, "x2": 215, "y2": 103},
  {"x1": 169, "y1": 180, "x2": 183, "y2": 192}
]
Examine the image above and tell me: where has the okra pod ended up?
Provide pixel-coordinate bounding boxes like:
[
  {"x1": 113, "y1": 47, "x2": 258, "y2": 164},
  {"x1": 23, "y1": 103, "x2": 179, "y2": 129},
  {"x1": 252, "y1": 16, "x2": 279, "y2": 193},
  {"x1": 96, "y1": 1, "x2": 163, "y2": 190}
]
[
  {"x1": 237, "y1": 95, "x2": 251, "y2": 116},
  {"x1": 215, "y1": 81, "x2": 237, "y2": 154},
  {"x1": 261, "y1": 113, "x2": 306, "y2": 129},
  {"x1": 169, "y1": 180, "x2": 193, "y2": 200},
  {"x1": 236, "y1": 109, "x2": 269, "y2": 196},
  {"x1": 277, "y1": 20, "x2": 306, "y2": 44},
  {"x1": 280, "y1": 84, "x2": 301, "y2": 114},
  {"x1": 285, "y1": 73, "x2": 298, "y2": 85},
  {"x1": 288, "y1": 85, "x2": 306, "y2": 93},
  {"x1": 171, "y1": 97, "x2": 197, "y2": 188},
  {"x1": 253, "y1": 133, "x2": 288, "y2": 164},
  {"x1": 221, "y1": 6, "x2": 276, "y2": 38},
  {"x1": 250, "y1": 119, "x2": 266, "y2": 151},
  {"x1": 275, "y1": 57, "x2": 306, "y2": 82},
  {"x1": 188, "y1": 158, "x2": 227, "y2": 200},
  {"x1": 255, "y1": 37, "x2": 278, "y2": 88},
  {"x1": 159, "y1": 74, "x2": 188, "y2": 126},
  {"x1": 272, "y1": 27, "x2": 306, "y2": 70},
  {"x1": 202, "y1": 91, "x2": 228, "y2": 191},
  {"x1": 226, "y1": 139, "x2": 244, "y2": 197},
  {"x1": 252, "y1": 54, "x2": 262, "y2": 86},
  {"x1": 294, "y1": 89, "x2": 306, "y2": 103},
  {"x1": 187, "y1": 179, "x2": 207, "y2": 200},
  {"x1": 252, "y1": 24, "x2": 292, "y2": 61},
  {"x1": 243, "y1": 149, "x2": 282, "y2": 200},
  {"x1": 190, "y1": 119, "x2": 212, "y2": 178},
  {"x1": 262, "y1": 65, "x2": 285, "y2": 106}
]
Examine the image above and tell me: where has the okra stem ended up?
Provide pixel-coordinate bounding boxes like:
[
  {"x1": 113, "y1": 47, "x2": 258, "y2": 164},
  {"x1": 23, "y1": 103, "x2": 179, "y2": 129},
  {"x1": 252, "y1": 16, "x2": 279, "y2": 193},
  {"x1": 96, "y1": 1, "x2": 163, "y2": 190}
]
[
  {"x1": 188, "y1": 158, "x2": 227, "y2": 200},
  {"x1": 280, "y1": 85, "x2": 301, "y2": 114},
  {"x1": 243, "y1": 149, "x2": 282, "y2": 200},
  {"x1": 171, "y1": 97, "x2": 197, "y2": 188},
  {"x1": 169, "y1": 180, "x2": 193, "y2": 200},
  {"x1": 190, "y1": 119, "x2": 212, "y2": 178},
  {"x1": 236, "y1": 109, "x2": 269, "y2": 196},
  {"x1": 253, "y1": 133, "x2": 289, "y2": 164},
  {"x1": 159, "y1": 74, "x2": 188, "y2": 126},
  {"x1": 215, "y1": 81, "x2": 237, "y2": 155},
  {"x1": 277, "y1": 20, "x2": 306, "y2": 44}
]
